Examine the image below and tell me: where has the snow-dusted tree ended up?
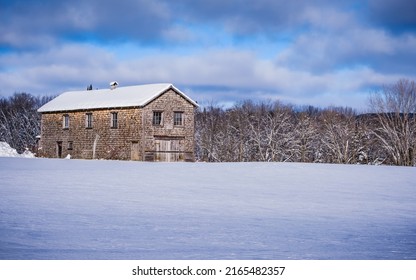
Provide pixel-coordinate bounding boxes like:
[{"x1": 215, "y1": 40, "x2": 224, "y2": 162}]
[
  {"x1": 195, "y1": 104, "x2": 227, "y2": 162},
  {"x1": 292, "y1": 108, "x2": 320, "y2": 162},
  {"x1": 194, "y1": 81, "x2": 415, "y2": 166},
  {"x1": 0, "y1": 93, "x2": 52, "y2": 153},
  {"x1": 318, "y1": 107, "x2": 363, "y2": 164},
  {"x1": 368, "y1": 79, "x2": 416, "y2": 166},
  {"x1": 248, "y1": 101, "x2": 295, "y2": 162},
  {"x1": 222, "y1": 101, "x2": 256, "y2": 161}
]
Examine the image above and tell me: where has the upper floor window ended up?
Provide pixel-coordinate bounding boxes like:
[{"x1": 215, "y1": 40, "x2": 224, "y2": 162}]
[
  {"x1": 153, "y1": 111, "x2": 163, "y2": 126},
  {"x1": 63, "y1": 114, "x2": 69, "y2": 129},
  {"x1": 86, "y1": 113, "x2": 93, "y2": 128},
  {"x1": 111, "y1": 112, "x2": 118, "y2": 128},
  {"x1": 174, "y1": 112, "x2": 183, "y2": 126}
]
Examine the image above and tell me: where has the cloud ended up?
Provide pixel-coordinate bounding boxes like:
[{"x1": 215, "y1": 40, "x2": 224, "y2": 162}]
[
  {"x1": 0, "y1": 43, "x2": 116, "y2": 94},
  {"x1": 1, "y1": 0, "x2": 416, "y2": 110},
  {"x1": 0, "y1": 0, "x2": 172, "y2": 49},
  {"x1": 173, "y1": 0, "x2": 316, "y2": 35},
  {"x1": 367, "y1": 0, "x2": 416, "y2": 32},
  {"x1": 275, "y1": 6, "x2": 416, "y2": 76},
  {"x1": 2, "y1": 0, "x2": 415, "y2": 49},
  {"x1": 1, "y1": 41, "x2": 406, "y2": 110}
]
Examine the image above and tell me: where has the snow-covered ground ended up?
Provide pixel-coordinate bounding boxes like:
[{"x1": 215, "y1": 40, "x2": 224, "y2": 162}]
[{"x1": 0, "y1": 157, "x2": 415, "y2": 260}]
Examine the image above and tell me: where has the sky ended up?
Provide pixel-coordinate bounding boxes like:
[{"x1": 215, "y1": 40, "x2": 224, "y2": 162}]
[{"x1": 1, "y1": 0, "x2": 416, "y2": 110}]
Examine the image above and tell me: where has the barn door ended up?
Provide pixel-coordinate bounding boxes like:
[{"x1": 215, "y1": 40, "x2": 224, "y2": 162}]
[
  {"x1": 155, "y1": 139, "x2": 171, "y2": 162},
  {"x1": 155, "y1": 138, "x2": 183, "y2": 162}
]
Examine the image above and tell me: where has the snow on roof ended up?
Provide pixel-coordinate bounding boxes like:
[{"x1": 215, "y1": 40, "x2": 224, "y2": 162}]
[{"x1": 38, "y1": 83, "x2": 198, "y2": 113}]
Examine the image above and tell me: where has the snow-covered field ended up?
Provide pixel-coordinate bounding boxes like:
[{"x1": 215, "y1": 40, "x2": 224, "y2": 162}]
[{"x1": 0, "y1": 157, "x2": 415, "y2": 260}]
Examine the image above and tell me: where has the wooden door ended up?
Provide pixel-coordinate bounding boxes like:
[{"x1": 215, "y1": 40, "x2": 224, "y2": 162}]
[
  {"x1": 155, "y1": 138, "x2": 183, "y2": 162},
  {"x1": 56, "y1": 141, "x2": 63, "y2": 158},
  {"x1": 131, "y1": 142, "x2": 140, "y2": 161},
  {"x1": 170, "y1": 139, "x2": 181, "y2": 161},
  {"x1": 155, "y1": 139, "x2": 170, "y2": 162}
]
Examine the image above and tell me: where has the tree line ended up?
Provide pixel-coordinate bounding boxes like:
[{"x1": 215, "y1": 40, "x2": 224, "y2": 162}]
[
  {"x1": 195, "y1": 79, "x2": 416, "y2": 166},
  {"x1": 1, "y1": 79, "x2": 415, "y2": 166}
]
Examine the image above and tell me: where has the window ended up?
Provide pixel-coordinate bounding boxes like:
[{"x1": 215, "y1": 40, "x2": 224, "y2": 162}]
[
  {"x1": 68, "y1": 141, "x2": 73, "y2": 150},
  {"x1": 153, "y1": 111, "x2": 163, "y2": 126},
  {"x1": 174, "y1": 112, "x2": 183, "y2": 126},
  {"x1": 111, "y1": 112, "x2": 118, "y2": 128},
  {"x1": 86, "y1": 113, "x2": 93, "y2": 128},
  {"x1": 63, "y1": 114, "x2": 69, "y2": 129}
]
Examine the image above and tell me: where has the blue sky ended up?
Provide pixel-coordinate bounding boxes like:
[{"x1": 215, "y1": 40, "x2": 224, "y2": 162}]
[{"x1": 1, "y1": 0, "x2": 415, "y2": 110}]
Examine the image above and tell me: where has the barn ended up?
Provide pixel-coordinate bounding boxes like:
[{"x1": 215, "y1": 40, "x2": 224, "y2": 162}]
[{"x1": 37, "y1": 83, "x2": 198, "y2": 161}]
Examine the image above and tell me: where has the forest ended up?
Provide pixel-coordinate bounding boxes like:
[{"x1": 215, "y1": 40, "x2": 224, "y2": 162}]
[{"x1": 1, "y1": 79, "x2": 415, "y2": 166}]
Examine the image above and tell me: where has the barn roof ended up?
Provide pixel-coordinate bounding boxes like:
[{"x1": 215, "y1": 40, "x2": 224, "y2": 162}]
[{"x1": 38, "y1": 83, "x2": 198, "y2": 113}]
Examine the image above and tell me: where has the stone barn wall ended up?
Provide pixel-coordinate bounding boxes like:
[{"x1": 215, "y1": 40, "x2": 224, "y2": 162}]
[
  {"x1": 142, "y1": 89, "x2": 196, "y2": 161},
  {"x1": 39, "y1": 107, "x2": 143, "y2": 160},
  {"x1": 39, "y1": 88, "x2": 196, "y2": 161}
]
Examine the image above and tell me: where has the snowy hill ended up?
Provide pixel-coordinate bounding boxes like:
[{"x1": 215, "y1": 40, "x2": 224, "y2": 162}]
[{"x1": 0, "y1": 158, "x2": 415, "y2": 259}]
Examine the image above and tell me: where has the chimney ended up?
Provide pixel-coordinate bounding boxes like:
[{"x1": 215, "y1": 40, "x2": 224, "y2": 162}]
[{"x1": 110, "y1": 81, "x2": 119, "y2": 90}]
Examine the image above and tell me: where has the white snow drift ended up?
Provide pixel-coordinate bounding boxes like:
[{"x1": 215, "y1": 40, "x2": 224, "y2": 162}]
[{"x1": 0, "y1": 142, "x2": 34, "y2": 158}]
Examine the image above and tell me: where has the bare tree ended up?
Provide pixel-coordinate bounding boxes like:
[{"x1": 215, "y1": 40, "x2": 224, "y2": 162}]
[
  {"x1": 292, "y1": 108, "x2": 320, "y2": 163},
  {"x1": 0, "y1": 93, "x2": 53, "y2": 153},
  {"x1": 193, "y1": 80, "x2": 415, "y2": 166},
  {"x1": 318, "y1": 107, "x2": 363, "y2": 164},
  {"x1": 368, "y1": 79, "x2": 416, "y2": 166},
  {"x1": 195, "y1": 104, "x2": 227, "y2": 162},
  {"x1": 246, "y1": 101, "x2": 296, "y2": 162}
]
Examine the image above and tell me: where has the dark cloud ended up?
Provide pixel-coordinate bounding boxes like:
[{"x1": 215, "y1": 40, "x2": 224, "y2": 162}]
[
  {"x1": 175, "y1": 0, "x2": 297, "y2": 34},
  {"x1": 367, "y1": 0, "x2": 416, "y2": 32},
  {"x1": 0, "y1": 0, "x2": 172, "y2": 48},
  {"x1": 0, "y1": 0, "x2": 347, "y2": 46},
  {"x1": 276, "y1": 25, "x2": 416, "y2": 76},
  {"x1": 173, "y1": 0, "x2": 320, "y2": 35},
  {"x1": 3, "y1": 0, "x2": 414, "y2": 49}
]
